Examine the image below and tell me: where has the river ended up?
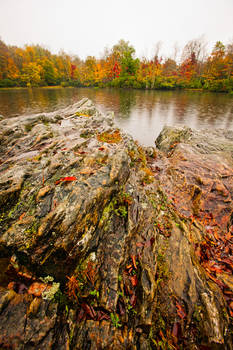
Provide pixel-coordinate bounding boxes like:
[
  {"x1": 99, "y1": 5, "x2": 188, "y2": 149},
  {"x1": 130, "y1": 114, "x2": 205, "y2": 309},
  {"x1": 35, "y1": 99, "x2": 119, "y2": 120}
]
[{"x1": 0, "y1": 87, "x2": 232, "y2": 146}]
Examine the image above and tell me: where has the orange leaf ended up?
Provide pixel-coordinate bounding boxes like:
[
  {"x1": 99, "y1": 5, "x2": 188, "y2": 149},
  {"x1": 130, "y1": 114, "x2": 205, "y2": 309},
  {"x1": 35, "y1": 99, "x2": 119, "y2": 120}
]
[
  {"x1": 176, "y1": 302, "x2": 186, "y2": 319},
  {"x1": 131, "y1": 255, "x2": 137, "y2": 270},
  {"x1": 28, "y1": 282, "x2": 49, "y2": 297},
  {"x1": 130, "y1": 275, "x2": 138, "y2": 287},
  {"x1": 19, "y1": 212, "x2": 26, "y2": 221},
  {"x1": 226, "y1": 231, "x2": 232, "y2": 240}
]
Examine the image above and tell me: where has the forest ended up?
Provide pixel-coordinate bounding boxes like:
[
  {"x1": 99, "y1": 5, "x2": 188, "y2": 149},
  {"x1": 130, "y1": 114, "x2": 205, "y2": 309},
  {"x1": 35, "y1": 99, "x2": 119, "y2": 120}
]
[{"x1": 0, "y1": 38, "x2": 233, "y2": 93}]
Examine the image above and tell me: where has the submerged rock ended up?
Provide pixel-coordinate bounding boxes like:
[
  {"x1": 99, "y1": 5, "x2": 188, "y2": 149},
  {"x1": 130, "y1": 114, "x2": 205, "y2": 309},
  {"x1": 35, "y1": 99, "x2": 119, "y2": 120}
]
[{"x1": 0, "y1": 101, "x2": 232, "y2": 349}]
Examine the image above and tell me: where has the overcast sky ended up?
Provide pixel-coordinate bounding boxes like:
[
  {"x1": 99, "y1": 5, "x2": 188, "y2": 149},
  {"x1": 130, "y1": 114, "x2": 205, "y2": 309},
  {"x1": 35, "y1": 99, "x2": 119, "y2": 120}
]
[{"x1": 0, "y1": 0, "x2": 233, "y2": 60}]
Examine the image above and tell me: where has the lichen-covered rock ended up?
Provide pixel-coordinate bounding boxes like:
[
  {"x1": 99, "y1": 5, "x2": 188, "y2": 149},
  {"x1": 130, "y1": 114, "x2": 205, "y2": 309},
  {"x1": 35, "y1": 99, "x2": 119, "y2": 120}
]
[{"x1": 0, "y1": 102, "x2": 232, "y2": 349}]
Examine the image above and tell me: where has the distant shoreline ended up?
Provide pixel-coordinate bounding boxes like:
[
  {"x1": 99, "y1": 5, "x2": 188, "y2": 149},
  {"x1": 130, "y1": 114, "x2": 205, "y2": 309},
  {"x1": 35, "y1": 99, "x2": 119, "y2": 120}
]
[{"x1": 0, "y1": 86, "x2": 231, "y2": 95}]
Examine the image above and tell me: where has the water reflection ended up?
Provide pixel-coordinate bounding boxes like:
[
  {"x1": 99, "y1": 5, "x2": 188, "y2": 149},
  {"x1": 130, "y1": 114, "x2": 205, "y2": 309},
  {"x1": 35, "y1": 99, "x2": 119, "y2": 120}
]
[{"x1": 0, "y1": 87, "x2": 232, "y2": 146}]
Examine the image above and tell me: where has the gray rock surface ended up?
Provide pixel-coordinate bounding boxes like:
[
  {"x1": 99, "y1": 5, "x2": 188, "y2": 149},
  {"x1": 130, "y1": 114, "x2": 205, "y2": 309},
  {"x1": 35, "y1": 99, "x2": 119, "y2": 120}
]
[{"x1": 0, "y1": 101, "x2": 232, "y2": 349}]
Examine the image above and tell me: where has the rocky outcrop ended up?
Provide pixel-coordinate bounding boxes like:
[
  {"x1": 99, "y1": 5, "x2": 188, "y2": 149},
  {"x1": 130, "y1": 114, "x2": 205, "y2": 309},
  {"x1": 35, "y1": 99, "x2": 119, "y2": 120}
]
[{"x1": 0, "y1": 100, "x2": 232, "y2": 349}]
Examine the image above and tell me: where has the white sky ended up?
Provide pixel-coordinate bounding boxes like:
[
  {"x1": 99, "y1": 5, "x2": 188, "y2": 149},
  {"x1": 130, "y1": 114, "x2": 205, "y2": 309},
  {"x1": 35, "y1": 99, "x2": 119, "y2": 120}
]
[{"x1": 0, "y1": 0, "x2": 233, "y2": 60}]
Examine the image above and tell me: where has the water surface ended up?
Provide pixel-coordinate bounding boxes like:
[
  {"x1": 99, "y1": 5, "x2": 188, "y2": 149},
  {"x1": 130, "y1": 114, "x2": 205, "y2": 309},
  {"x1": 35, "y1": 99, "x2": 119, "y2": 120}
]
[{"x1": 0, "y1": 87, "x2": 232, "y2": 146}]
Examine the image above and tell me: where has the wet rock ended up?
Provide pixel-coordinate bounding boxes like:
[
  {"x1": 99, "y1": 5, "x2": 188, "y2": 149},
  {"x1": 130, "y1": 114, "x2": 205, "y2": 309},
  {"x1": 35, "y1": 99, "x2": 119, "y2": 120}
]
[{"x1": 0, "y1": 104, "x2": 232, "y2": 349}]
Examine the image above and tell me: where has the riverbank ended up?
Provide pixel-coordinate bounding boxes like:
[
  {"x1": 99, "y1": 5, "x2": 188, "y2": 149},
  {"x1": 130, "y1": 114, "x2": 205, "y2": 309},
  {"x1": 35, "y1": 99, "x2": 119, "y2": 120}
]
[
  {"x1": 1, "y1": 84, "x2": 233, "y2": 94},
  {"x1": 0, "y1": 99, "x2": 232, "y2": 349}
]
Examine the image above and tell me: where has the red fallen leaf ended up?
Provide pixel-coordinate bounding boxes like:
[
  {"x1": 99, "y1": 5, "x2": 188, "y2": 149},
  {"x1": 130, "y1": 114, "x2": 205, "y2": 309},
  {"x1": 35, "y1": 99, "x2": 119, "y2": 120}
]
[
  {"x1": 19, "y1": 212, "x2": 26, "y2": 221},
  {"x1": 28, "y1": 282, "x2": 49, "y2": 297},
  {"x1": 130, "y1": 275, "x2": 138, "y2": 287},
  {"x1": 81, "y1": 303, "x2": 96, "y2": 319},
  {"x1": 131, "y1": 255, "x2": 137, "y2": 270},
  {"x1": 98, "y1": 147, "x2": 105, "y2": 151},
  {"x1": 176, "y1": 301, "x2": 186, "y2": 319},
  {"x1": 55, "y1": 176, "x2": 77, "y2": 185},
  {"x1": 230, "y1": 310, "x2": 233, "y2": 317},
  {"x1": 130, "y1": 294, "x2": 137, "y2": 307}
]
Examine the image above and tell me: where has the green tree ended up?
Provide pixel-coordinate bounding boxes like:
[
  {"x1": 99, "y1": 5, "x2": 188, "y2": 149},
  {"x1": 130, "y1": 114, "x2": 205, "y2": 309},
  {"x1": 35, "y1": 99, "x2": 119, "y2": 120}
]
[{"x1": 41, "y1": 58, "x2": 58, "y2": 85}]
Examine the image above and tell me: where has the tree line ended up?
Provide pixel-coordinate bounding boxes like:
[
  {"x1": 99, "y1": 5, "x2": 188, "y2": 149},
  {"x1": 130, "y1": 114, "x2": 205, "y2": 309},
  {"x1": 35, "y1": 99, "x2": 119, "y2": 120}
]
[{"x1": 0, "y1": 38, "x2": 233, "y2": 93}]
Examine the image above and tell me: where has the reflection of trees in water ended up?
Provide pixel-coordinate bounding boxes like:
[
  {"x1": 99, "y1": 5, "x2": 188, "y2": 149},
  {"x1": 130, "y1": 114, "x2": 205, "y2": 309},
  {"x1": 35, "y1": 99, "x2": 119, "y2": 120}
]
[
  {"x1": 118, "y1": 90, "x2": 136, "y2": 118},
  {"x1": 1, "y1": 89, "x2": 233, "y2": 142}
]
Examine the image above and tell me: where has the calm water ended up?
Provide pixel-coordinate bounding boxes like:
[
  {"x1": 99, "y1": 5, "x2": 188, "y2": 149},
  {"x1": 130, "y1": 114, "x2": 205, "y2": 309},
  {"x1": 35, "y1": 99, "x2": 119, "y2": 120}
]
[{"x1": 0, "y1": 87, "x2": 233, "y2": 146}]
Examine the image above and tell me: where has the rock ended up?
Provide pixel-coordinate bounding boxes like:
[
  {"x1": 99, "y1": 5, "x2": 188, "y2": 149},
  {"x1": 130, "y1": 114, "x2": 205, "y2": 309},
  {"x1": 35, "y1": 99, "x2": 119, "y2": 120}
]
[{"x1": 0, "y1": 103, "x2": 232, "y2": 349}]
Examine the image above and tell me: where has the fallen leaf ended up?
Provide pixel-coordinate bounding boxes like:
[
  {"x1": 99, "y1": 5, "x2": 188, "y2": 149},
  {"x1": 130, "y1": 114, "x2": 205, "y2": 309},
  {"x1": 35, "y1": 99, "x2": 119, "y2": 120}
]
[
  {"x1": 28, "y1": 282, "x2": 49, "y2": 297},
  {"x1": 176, "y1": 301, "x2": 186, "y2": 319},
  {"x1": 130, "y1": 275, "x2": 138, "y2": 287},
  {"x1": 19, "y1": 212, "x2": 26, "y2": 221},
  {"x1": 55, "y1": 176, "x2": 77, "y2": 185},
  {"x1": 131, "y1": 255, "x2": 137, "y2": 270}
]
